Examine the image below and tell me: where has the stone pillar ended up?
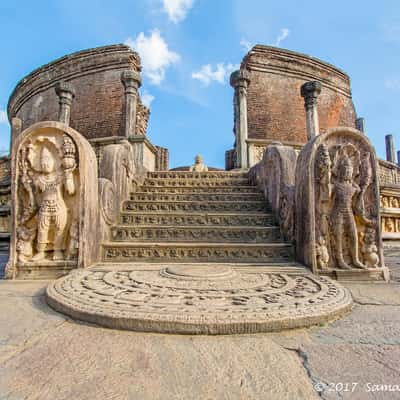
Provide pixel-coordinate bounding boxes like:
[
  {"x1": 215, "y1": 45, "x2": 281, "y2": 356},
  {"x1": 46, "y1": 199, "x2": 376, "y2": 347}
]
[
  {"x1": 385, "y1": 134, "x2": 395, "y2": 163},
  {"x1": 356, "y1": 117, "x2": 365, "y2": 133},
  {"x1": 230, "y1": 69, "x2": 250, "y2": 169},
  {"x1": 55, "y1": 82, "x2": 75, "y2": 125},
  {"x1": 397, "y1": 150, "x2": 400, "y2": 167},
  {"x1": 121, "y1": 70, "x2": 141, "y2": 137},
  {"x1": 10, "y1": 117, "x2": 22, "y2": 148},
  {"x1": 300, "y1": 81, "x2": 322, "y2": 140}
]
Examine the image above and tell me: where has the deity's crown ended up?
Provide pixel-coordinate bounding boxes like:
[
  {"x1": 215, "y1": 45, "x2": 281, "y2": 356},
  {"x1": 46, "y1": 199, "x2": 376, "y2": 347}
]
[
  {"x1": 40, "y1": 146, "x2": 53, "y2": 161},
  {"x1": 339, "y1": 153, "x2": 352, "y2": 169}
]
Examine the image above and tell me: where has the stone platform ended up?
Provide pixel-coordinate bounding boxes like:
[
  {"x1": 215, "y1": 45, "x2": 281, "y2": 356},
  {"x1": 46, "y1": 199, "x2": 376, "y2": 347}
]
[{"x1": 46, "y1": 264, "x2": 352, "y2": 334}]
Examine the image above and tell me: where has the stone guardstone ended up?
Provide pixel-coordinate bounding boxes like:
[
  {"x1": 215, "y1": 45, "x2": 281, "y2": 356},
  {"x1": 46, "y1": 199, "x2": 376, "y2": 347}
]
[
  {"x1": 295, "y1": 127, "x2": 390, "y2": 281},
  {"x1": 6, "y1": 121, "x2": 99, "y2": 279},
  {"x1": 46, "y1": 264, "x2": 352, "y2": 335}
]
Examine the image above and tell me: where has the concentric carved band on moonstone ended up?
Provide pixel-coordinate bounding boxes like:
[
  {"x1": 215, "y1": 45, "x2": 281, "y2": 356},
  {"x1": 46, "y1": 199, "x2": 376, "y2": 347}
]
[{"x1": 46, "y1": 265, "x2": 352, "y2": 334}]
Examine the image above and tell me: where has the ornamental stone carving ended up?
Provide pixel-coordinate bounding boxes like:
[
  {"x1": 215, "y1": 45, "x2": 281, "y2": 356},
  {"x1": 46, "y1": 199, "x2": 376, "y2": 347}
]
[
  {"x1": 295, "y1": 127, "x2": 387, "y2": 277},
  {"x1": 189, "y1": 154, "x2": 208, "y2": 172},
  {"x1": 249, "y1": 143, "x2": 298, "y2": 241},
  {"x1": 6, "y1": 122, "x2": 99, "y2": 279},
  {"x1": 135, "y1": 99, "x2": 150, "y2": 136}
]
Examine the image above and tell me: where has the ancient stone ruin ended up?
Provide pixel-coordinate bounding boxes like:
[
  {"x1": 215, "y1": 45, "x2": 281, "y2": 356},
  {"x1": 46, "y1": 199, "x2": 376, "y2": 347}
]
[{"x1": 1, "y1": 44, "x2": 399, "y2": 334}]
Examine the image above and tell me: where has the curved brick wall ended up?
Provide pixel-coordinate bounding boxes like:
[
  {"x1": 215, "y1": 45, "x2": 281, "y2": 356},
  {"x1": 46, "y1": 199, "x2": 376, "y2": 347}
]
[
  {"x1": 8, "y1": 44, "x2": 141, "y2": 145},
  {"x1": 242, "y1": 45, "x2": 357, "y2": 146}
]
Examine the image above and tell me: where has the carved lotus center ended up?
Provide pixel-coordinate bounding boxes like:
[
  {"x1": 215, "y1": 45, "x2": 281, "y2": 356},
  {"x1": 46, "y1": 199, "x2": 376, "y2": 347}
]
[{"x1": 161, "y1": 265, "x2": 236, "y2": 281}]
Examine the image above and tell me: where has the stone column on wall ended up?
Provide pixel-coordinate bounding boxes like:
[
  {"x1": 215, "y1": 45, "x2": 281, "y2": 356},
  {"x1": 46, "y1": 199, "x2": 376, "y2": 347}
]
[
  {"x1": 230, "y1": 69, "x2": 250, "y2": 169},
  {"x1": 121, "y1": 70, "x2": 141, "y2": 137},
  {"x1": 356, "y1": 117, "x2": 365, "y2": 133},
  {"x1": 385, "y1": 134, "x2": 396, "y2": 163},
  {"x1": 300, "y1": 81, "x2": 322, "y2": 140},
  {"x1": 10, "y1": 117, "x2": 22, "y2": 148},
  {"x1": 397, "y1": 150, "x2": 400, "y2": 167},
  {"x1": 55, "y1": 82, "x2": 75, "y2": 126}
]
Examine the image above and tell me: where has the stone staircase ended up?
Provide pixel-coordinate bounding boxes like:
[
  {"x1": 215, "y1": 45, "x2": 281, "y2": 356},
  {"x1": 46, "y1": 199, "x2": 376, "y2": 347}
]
[{"x1": 101, "y1": 171, "x2": 297, "y2": 266}]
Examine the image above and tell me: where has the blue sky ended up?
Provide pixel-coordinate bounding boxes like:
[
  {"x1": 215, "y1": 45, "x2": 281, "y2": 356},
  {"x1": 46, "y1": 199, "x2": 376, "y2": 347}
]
[{"x1": 0, "y1": 0, "x2": 399, "y2": 168}]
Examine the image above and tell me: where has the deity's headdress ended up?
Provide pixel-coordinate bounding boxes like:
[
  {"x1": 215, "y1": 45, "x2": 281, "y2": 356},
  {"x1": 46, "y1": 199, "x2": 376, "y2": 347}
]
[{"x1": 40, "y1": 146, "x2": 53, "y2": 162}]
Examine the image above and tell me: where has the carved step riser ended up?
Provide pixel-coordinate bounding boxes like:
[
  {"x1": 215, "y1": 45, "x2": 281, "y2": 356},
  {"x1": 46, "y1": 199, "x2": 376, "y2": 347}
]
[
  {"x1": 136, "y1": 186, "x2": 260, "y2": 194},
  {"x1": 119, "y1": 214, "x2": 275, "y2": 227},
  {"x1": 102, "y1": 246, "x2": 294, "y2": 264},
  {"x1": 143, "y1": 179, "x2": 251, "y2": 187},
  {"x1": 111, "y1": 227, "x2": 282, "y2": 243},
  {"x1": 123, "y1": 202, "x2": 267, "y2": 213},
  {"x1": 147, "y1": 172, "x2": 248, "y2": 179},
  {"x1": 130, "y1": 193, "x2": 265, "y2": 202}
]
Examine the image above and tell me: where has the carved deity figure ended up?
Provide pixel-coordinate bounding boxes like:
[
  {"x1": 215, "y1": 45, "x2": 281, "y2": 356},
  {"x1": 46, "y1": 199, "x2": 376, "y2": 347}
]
[
  {"x1": 17, "y1": 134, "x2": 78, "y2": 263},
  {"x1": 190, "y1": 154, "x2": 208, "y2": 172},
  {"x1": 330, "y1": 153, "x2": 366, "y2": 269},
  {"x1": 31, "y1": 145, "x2": 75, "y2": 261},
  {"x1": 361, "y1": 228, "x2": 379, "y2": 268},
  {"x1": 316, "y1": 236, "x2": 329, "y2": 269}
]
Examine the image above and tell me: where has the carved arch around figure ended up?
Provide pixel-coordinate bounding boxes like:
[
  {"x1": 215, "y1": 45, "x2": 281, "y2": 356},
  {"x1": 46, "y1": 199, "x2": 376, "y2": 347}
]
[
  {"x1": 295, "y1": 127, "x2": 384, "y2": 274},
  {"x1": 7, "y1": 121, "x2": 99, "y2": 279}
]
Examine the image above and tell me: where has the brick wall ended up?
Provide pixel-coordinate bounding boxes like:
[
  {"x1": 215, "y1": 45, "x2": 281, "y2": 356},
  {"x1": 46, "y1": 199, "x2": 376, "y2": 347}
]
[
  {"x1": 242, "y1": 46, "x2": 357, "y2": 145},
  {"x1": 8, "y1": 45, "x2": 141, "y2": 145}
]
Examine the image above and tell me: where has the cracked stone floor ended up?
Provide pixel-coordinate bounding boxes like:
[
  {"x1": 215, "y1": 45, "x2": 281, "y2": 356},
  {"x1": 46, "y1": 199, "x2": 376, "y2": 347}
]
[{"x1": 0, "y1": 255, "x2": 399, "y2": 400}]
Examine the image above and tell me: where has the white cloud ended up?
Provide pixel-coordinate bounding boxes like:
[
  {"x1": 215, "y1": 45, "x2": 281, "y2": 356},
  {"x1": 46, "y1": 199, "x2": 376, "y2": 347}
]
[
  {"x1": 274, "y1": 28, "x2": 290, "y2": 47},
  {"x1": 125, "y1": 30, "x2": 180, "y2": 85},
  {"x1": 192, "y1": 63, "x2": 239, "y2": 86},
  {"x1": 240, "y1": 39, "x2": 253, "y2": 52},
  {"x1": 141, "y1": 90, "x2": 155, "y2": 107},
  {"x1": 162, "y1": 0, "x2": 194, "y2": 23},
  {"x1": 385, "y1": 78, "x2": 400, "y2": 90},
  {"x1": 0, "y1": 109, "x2": 7, "y2": 124}
]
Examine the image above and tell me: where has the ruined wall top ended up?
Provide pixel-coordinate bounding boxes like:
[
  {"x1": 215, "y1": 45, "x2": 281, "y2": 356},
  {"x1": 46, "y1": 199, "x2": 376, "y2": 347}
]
[
  {"x1": 7, "y1": 44, "x2": 141, "y2": 144},
  {"x1": 241, "y1": 45, "x2": 357, "y2": 146}
]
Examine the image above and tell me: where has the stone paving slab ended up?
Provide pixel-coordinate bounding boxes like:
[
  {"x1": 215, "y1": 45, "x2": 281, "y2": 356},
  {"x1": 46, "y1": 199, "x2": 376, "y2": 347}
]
[
  {"x1": 0, "y1": 282, "x2": 318, "y2": 399},
  {"x1": 1, "y1": 258, "x2": 400, "y2": 399}
]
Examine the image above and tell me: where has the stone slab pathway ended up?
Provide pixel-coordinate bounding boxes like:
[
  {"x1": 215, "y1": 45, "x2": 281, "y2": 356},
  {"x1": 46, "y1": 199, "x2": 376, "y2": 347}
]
[{"x1": 0, "y1": 259, "x2": 399, "y2": 399}]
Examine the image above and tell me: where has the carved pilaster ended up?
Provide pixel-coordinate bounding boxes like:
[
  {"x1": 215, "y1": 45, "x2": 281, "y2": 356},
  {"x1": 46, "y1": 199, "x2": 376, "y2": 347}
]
[
  {"x1": 55, "y1": 81, "x2": 75, "y2": 125},
  {"x1": 230, "y1": 69, "x2": 250, "y2": 169},
  {"x1": 121, "y1": 70, "x2": 141, "y2": 137},
  {"x1": 300, "y1": 81, "x2": 321, "y2": 140}
]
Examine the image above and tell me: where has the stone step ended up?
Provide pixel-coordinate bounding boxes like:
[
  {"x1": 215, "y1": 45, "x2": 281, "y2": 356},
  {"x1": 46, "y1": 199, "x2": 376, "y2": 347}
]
[
  {"x1": 136, "y1": 185, "x2": 260, "y2": 194},
  {"x1": 122, "y1": 200, "x2": 267, "y2": 213},
  {"x1": 129, "y1": 192, "x2": 265, "y2": 202},
  {"x1": 111, "y1": 225, "x2": 282, "y2": 243},
  {"x1": 147, "y1": 171, "x2": 248, "y2": 179},
  {"x1": 102, "y1": 242, "x2": 294, "y2": 264},
  {"x1": 119, "y1": 212, "x2": 275, "y2": 227},
  {"x1": 89, "y1": 262, "x2": 308, "y2": 274},
  {"x1": 143, "y1": 178, "x2": 251, "y2": 187}
]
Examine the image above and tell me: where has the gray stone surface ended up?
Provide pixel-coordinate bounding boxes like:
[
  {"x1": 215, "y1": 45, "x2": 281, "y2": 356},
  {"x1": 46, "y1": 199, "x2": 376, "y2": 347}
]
[
  {"x1": 0, "y1": 279, "x2": 318, "y2": 400},
  {"x1": 1, "y1": 258, "x2": 400, "y2": 399}
]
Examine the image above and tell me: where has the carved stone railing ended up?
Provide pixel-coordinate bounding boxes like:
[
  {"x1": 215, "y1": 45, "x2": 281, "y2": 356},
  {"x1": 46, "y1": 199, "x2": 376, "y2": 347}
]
[
  {"x1": 98, "y1": 141, "x2": 135, "y2": 240},
  {"x1": 6, "y1": 121, "x2": 99, "y2": 279},
  {"x1": 249, "y1": 143, "x2": 298, "y2": 241},
  {"x1": 295, "y1": 127, "x2": 389, "y2": 281}
]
